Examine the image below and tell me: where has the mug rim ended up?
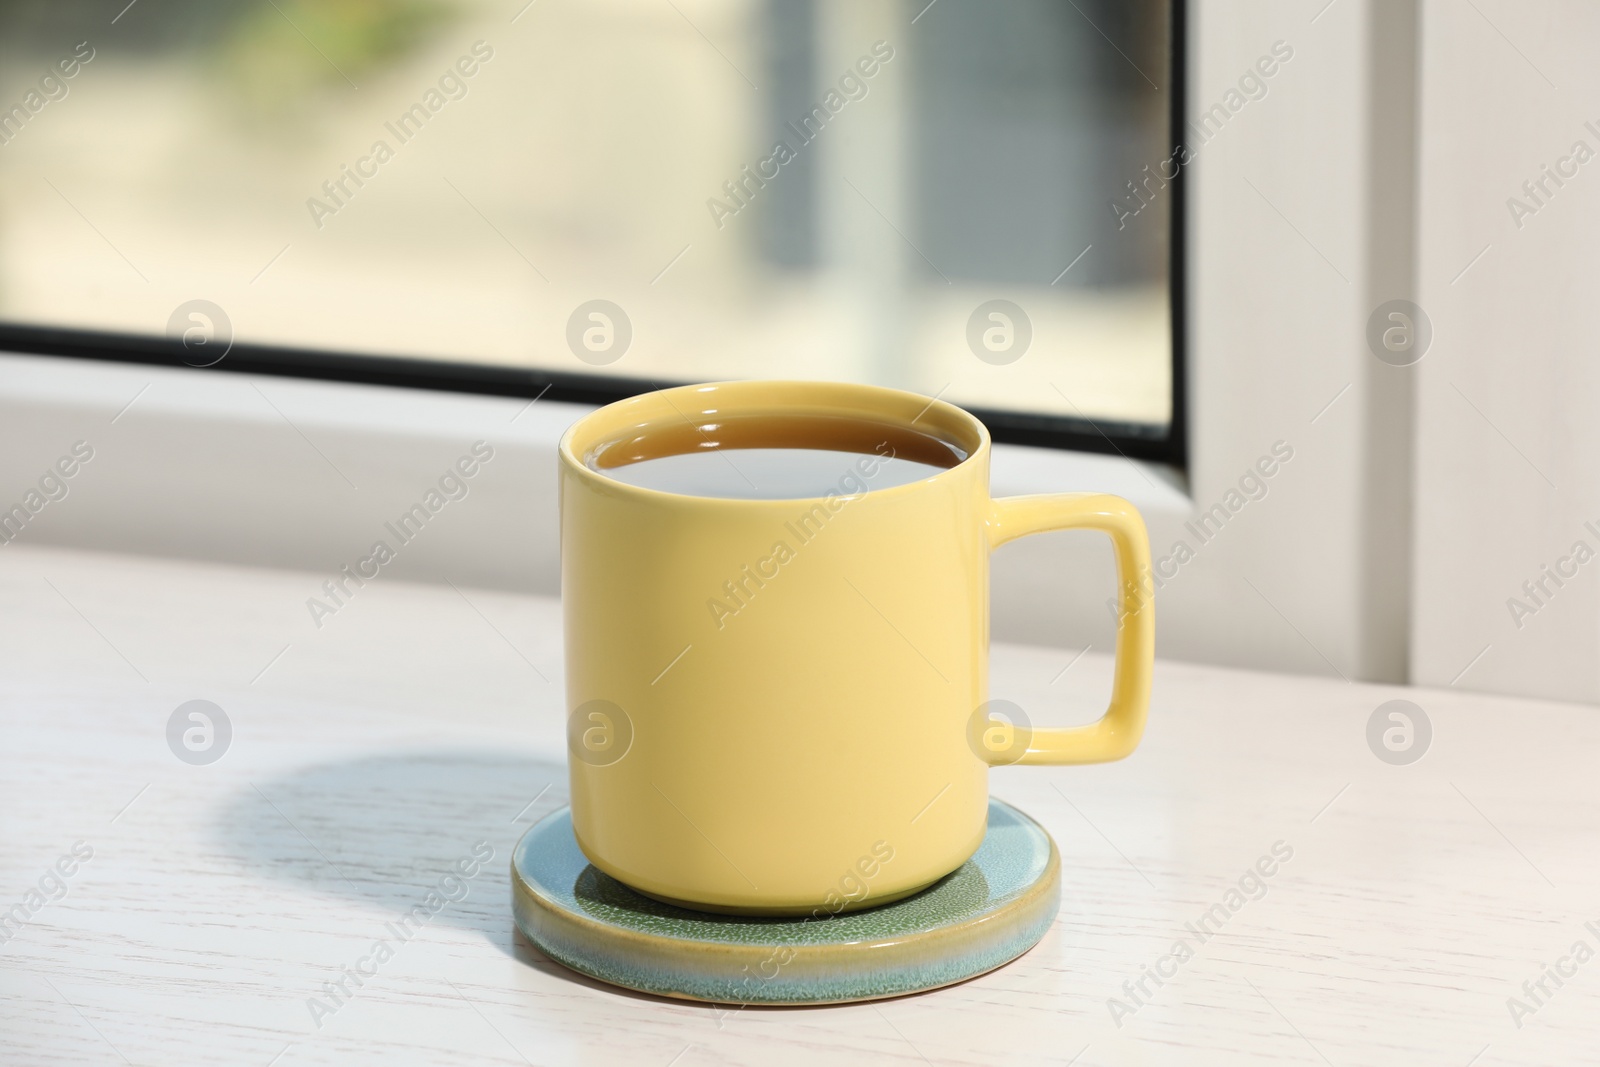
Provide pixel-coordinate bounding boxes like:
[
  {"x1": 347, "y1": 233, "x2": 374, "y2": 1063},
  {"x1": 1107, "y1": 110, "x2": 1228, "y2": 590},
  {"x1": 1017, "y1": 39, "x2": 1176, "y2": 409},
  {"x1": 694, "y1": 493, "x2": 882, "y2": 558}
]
[{"x1": 558, "y1": 380, "x2": 992, "y2": 506}]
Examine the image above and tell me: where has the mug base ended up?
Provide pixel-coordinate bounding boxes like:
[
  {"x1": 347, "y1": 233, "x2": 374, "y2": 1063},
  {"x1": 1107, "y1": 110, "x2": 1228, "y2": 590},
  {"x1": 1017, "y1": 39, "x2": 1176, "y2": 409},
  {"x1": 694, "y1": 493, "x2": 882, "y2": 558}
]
[
  {"x1": 626, "y1": 876, "x2": 946, "y2": 917},
  {"x1": 571, "y1": 820, "x2": 988, "y2": 917}
]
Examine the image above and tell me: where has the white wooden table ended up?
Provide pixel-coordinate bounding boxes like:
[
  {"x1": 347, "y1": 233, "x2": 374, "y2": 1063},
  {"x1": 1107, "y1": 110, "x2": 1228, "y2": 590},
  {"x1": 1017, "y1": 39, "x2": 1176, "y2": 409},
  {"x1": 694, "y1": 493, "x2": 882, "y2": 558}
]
[{"x1": 2, "y1": 544, "x2": 1595, "y2": 1066}]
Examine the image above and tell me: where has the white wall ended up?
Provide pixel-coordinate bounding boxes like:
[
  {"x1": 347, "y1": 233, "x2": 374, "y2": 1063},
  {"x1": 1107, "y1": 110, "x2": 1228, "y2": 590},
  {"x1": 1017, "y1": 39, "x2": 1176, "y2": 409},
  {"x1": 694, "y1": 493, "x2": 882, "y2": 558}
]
[{"x1": 1412, "y1": 0, "x2": 1600, "y2": 701}]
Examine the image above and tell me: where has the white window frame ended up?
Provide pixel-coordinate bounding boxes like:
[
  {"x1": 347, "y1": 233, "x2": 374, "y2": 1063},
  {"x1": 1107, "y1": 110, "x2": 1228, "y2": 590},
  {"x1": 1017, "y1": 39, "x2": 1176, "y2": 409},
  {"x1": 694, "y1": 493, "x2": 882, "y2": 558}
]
[{"x1": 7, "y1": 1, "x2": 1488, "y2": 694}]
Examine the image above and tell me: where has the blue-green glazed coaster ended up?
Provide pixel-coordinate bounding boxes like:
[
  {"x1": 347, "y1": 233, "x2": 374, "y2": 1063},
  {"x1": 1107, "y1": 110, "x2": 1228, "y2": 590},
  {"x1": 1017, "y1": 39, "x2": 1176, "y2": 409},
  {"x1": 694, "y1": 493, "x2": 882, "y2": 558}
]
[{"x1": 511, "y1": 799, "x2": 1060, "y2": 1004}]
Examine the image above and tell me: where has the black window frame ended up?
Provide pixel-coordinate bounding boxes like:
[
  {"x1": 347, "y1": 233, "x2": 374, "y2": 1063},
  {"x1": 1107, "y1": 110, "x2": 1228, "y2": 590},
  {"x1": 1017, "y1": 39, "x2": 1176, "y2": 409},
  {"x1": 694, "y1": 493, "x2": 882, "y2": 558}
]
[{"x1": 0, "y1": 0, "x2": 1185, "y2": 469}]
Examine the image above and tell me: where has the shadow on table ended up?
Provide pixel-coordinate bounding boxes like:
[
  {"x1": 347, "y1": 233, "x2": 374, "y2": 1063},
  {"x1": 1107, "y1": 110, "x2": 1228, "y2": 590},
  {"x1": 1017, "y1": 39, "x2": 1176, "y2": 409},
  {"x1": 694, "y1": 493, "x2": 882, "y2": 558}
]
[
  {"x1": 213, "y1": 748, "x2": 571, "y2": 968},
  {"x1": 213, "y1": 749, "x2": 1015, "y2": 1013}
]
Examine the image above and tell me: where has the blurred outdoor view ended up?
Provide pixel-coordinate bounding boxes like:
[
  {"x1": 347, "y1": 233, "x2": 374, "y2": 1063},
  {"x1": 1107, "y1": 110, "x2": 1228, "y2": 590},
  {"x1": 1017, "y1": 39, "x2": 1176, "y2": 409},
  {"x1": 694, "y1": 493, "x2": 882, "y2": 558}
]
[{"x1": 0, "y1": 0, "x2": 1172, "y2": 428}]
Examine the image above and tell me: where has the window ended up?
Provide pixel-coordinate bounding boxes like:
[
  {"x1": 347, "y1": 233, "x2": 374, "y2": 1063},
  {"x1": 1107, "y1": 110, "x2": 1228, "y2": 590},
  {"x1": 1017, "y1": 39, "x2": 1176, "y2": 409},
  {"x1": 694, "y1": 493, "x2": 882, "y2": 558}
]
[{"x1": 0, "y1": 0, "x2": 1180, "y2": 460}]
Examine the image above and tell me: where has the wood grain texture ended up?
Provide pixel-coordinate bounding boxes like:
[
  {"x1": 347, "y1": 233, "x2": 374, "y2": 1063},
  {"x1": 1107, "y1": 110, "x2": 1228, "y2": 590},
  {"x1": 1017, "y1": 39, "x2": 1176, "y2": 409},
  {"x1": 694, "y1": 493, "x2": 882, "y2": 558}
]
[{"x1": 1, "y1": 544, "x2": 1595, "y2": 1065}]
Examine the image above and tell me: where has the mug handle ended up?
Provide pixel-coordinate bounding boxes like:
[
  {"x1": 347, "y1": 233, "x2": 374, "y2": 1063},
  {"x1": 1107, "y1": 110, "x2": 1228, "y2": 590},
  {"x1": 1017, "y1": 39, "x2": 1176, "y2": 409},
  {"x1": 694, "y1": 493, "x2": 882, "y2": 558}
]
[{"x1": 986, "y1": 493, "x2": 1155, "y2": 765}]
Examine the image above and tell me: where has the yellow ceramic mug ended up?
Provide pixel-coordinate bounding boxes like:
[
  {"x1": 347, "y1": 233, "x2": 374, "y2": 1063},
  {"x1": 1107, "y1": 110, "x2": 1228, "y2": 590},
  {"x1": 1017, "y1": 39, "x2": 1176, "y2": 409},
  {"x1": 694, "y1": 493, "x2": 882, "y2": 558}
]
[{"x1": 559, "y1": 381, "x2": 1153, "y2": 914}]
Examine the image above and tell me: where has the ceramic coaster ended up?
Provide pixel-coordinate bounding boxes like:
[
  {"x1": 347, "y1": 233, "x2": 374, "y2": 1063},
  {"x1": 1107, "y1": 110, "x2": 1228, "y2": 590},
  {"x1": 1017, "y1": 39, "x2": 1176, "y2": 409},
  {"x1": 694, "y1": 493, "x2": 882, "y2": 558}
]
[{"x1": 511, "y1": 798, "x2": 1060, "y2": 1005}]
